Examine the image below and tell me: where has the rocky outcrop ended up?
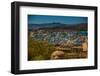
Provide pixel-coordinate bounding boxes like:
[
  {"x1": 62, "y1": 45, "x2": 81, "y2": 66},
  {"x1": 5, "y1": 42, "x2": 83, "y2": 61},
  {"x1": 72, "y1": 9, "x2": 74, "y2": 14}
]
[{"x1": 50, "y1": 51, "x2": 65, "y2": 59}]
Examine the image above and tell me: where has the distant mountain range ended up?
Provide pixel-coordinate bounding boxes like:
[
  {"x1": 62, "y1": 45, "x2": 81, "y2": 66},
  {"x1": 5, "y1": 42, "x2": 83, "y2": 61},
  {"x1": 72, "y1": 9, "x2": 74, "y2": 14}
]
[{"x1": 28, "y1": 23, "x2": 87, "y2": 31}]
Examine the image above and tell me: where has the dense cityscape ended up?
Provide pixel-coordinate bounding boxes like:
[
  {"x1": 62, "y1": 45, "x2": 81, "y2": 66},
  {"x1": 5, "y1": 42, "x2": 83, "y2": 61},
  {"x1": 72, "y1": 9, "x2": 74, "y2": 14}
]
[{"x1": 28, "y1": 28, "x2": 88, "y2": 60}]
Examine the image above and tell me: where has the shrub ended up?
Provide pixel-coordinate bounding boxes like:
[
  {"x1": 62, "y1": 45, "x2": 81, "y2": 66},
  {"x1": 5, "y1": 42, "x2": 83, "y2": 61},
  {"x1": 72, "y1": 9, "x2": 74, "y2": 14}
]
[{"x1": 28, "y1": 36, "x2": 55, "y2": 61}]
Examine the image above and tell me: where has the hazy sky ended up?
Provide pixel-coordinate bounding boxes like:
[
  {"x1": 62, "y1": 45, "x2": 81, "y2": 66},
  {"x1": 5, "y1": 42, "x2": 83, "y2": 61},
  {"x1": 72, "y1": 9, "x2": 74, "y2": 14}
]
[{"x1": 28, "y1": 15, "x2": 88, "y2": 24}]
